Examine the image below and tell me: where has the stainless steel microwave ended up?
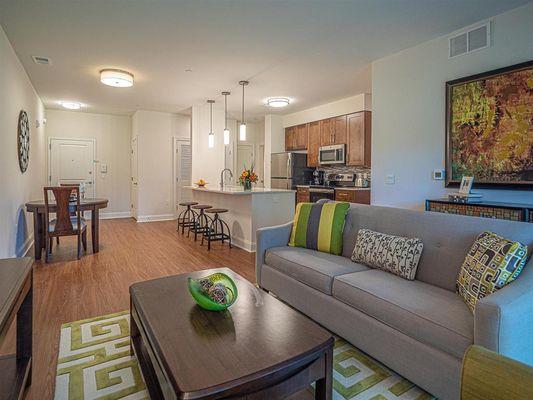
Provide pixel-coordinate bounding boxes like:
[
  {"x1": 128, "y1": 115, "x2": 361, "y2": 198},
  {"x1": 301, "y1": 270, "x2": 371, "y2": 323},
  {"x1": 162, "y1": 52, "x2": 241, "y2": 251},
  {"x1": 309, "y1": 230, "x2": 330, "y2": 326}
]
[{"x1": 319, "y1": 144, "x2": 345, "y2": 165}]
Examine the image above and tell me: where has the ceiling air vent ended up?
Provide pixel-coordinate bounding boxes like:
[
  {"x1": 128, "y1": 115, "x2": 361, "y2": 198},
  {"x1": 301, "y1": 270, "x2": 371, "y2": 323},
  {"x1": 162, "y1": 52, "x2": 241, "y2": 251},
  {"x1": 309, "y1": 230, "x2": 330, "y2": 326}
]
[
  {"x1": 449, "y1": 21, "x2": 491, "y2": 58},
  {"x1": 32, "y1": 55, "x2": 51, "y2": 65}
]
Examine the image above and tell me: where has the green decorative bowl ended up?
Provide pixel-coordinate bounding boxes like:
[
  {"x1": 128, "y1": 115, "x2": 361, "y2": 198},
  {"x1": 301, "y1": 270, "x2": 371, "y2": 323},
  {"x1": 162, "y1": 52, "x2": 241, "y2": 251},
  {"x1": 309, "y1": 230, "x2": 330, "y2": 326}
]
[{"x1": 187, "y1": 272, "x2": 238, "y2": 311}]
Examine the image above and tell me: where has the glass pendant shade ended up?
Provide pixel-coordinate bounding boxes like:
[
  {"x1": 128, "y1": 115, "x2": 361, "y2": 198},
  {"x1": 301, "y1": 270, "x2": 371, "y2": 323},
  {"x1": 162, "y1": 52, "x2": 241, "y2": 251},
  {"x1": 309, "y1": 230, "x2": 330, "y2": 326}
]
[
  {"x1": 223, "y1": 128, "x2": 230, "y2": 145},
  {"x1": 239, "y1": 123, "x2": 246, "y2": 141},
  {"x1": 208, "y1": 132, "x2": 215, "y2": 148}
]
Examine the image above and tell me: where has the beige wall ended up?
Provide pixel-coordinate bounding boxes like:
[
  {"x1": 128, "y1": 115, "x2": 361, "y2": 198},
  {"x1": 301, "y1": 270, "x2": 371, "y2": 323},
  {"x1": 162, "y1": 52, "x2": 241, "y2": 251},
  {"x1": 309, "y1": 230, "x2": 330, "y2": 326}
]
[
  {"x1": 372, "y1": 3, "x2": 533, "y2": 209},
  {"x1": 45, "y1": 110, "x2": 132, "y2": 217},
  {"x1": 0, "y1": 25, "x2": 46, "y2": 258},
  {"x1": 281, "y1": 93, "x2": 371, "y2": 127},
  {"x1": 132, "y1": 110, "x2": 190, "y2": 221}
]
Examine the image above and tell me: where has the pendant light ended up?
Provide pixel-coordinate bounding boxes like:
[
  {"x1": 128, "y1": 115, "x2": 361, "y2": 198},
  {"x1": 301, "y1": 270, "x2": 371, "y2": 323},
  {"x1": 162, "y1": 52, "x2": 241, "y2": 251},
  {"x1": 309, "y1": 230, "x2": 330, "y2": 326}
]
[
  {"x1": 239, "y1": 80, "x2": 249, "y2": 141},
  {"x1": 222, "y1": 91, "x2": 230, "y2": 145},
  {"x1": 207, "y1": 100, "x2": 215, "y2": 148}
]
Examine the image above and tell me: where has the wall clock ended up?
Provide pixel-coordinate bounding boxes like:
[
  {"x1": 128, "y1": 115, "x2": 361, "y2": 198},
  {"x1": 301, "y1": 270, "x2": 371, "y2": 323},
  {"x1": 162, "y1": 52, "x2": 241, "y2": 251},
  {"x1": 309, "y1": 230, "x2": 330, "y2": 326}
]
[{"x1": 17, "y1": 110, "x2": 30, "y2": 173}]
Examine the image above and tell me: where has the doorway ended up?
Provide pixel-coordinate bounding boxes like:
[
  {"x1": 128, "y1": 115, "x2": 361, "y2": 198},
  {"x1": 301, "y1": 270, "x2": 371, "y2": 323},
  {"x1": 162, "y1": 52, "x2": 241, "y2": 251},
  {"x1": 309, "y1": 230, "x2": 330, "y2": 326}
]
[
  {"x1": 173, "y1": 137, "x2": 192, "y2": 216},
  {"x1": 48, "y1": 138, "x2": 96, "y2": 197},
  {"x1": 237, "y1": 144, "x2": 254, "y2": 174}
]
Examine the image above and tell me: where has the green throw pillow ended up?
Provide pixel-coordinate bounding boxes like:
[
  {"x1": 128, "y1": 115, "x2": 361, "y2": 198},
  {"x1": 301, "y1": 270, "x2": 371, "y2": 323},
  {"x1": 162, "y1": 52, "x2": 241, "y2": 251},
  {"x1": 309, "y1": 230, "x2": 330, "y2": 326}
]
[
  {"x1": 456, "y1": 231, "x2": 528, "y2": 313},
  {"x1": 288, "y1": 202, "x2": 350, "y2": 256}
]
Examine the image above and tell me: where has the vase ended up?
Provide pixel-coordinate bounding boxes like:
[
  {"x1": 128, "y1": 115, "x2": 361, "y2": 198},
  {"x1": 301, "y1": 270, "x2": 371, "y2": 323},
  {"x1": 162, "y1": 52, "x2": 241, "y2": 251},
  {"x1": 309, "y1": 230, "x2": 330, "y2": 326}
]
[{"x1": 243, "y1": 180, "x2": 252, "y2": 191}]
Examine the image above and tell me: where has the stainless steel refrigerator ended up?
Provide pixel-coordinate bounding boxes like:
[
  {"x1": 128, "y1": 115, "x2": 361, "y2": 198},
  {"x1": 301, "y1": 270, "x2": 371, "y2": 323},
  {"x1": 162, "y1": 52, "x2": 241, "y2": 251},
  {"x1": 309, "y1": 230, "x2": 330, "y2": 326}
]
[{"x1": 271, "y1": 152, "x2": 314, "y2": 190}]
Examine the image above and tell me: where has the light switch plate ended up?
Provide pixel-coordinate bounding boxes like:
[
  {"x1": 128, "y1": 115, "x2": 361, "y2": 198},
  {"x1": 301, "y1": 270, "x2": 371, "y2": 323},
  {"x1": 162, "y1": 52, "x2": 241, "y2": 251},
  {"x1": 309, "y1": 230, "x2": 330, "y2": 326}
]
[
  {"x1": 433, "y1": 169, "x2": 445, "y2": 180},
  {"x1": 385, "y1": 174, "x2": 395, "y2": 185},
  {"x1": 100, "y1": 163, "x2": 107, "y2": 173}
]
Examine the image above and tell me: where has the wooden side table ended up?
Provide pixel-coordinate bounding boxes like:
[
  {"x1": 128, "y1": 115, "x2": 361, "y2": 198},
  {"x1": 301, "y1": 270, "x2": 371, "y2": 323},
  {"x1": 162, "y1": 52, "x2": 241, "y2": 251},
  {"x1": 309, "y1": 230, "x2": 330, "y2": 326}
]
[{"x1": 0, "y1": 257, "x2": 33, "y2": 400}]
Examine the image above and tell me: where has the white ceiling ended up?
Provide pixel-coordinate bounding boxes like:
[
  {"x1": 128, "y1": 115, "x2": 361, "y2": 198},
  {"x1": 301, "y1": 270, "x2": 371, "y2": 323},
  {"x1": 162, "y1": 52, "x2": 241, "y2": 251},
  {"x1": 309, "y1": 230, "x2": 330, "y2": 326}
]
[{"x1": 0, "y1": 0, "x2": 529, "y2": 119}]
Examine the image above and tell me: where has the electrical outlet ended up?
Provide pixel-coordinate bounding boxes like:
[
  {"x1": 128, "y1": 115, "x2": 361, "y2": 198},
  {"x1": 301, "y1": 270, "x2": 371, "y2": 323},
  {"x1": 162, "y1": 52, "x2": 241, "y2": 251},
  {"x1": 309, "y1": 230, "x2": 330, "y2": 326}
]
[{"x1": 385, "y1": 174, "x2": 395, "y2": 185}]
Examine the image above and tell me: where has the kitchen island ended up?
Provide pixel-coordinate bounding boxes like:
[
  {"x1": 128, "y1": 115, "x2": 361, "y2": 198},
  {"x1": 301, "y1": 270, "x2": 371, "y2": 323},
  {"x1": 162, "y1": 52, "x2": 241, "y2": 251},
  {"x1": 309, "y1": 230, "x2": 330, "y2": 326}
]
[{"x1": 186, "y1": 186, "x2": 295, "y2": 252}]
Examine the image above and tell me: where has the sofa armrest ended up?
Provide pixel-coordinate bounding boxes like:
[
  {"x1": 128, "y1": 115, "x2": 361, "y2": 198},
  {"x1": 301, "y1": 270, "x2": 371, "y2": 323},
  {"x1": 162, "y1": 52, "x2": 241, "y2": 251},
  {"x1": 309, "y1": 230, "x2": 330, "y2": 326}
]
[
  {"x1": 474, "y1": 257, "x2": 533, "y2": 365},
  {"x1": 461, "y1": 345, "x2": 533, "y2": 400},
  {"x1": 255, "y1": 221, "x2": 293, "y2": 285}
]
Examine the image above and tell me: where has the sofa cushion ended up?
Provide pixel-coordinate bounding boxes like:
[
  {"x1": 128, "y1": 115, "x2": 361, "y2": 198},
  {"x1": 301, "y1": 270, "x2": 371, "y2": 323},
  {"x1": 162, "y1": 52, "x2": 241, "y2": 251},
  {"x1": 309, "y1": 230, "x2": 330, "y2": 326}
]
[
  {"x1": 351, "y1": 228, "x2": 424, "y2": 280},
  {"x1": 289, "y1": 202, "x2": 350, "y2": 255},
  {"x1": 333, "y1": 269, "x2": 473, "y2": 358},
  {"x1": 265, "y1": 246, "x2": 369, "y2": 295},
  {"x1": 457, "y1": 231, "x2": 528, "y2": 313}
]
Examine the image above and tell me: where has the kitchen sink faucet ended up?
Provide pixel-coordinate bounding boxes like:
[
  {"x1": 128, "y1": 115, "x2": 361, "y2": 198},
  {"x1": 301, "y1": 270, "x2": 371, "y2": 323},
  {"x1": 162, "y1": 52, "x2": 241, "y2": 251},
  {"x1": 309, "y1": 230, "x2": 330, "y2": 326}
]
[{"x1": 220, "y1": 168, "x2": 233, "y2": 189}]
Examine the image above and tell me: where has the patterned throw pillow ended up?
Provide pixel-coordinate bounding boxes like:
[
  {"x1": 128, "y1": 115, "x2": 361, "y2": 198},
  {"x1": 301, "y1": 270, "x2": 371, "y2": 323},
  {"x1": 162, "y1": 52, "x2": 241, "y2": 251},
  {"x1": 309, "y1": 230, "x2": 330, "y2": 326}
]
[
  {"x1": 351, "y1": 229, "x2": 424, "y2": 280},
  {"x1": 456, "y1": 231, "x2": 528, "y2": 313},
  {"x1": 289, "y1": 202, "x2": 350, "y2": 255}
]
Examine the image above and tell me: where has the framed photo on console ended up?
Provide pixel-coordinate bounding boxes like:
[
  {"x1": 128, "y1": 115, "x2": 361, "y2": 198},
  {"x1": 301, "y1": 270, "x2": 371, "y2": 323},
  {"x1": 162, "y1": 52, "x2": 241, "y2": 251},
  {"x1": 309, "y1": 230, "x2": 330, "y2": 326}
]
[{"x1": 445, "y1": 60, "x2": 533, "y2": 189}]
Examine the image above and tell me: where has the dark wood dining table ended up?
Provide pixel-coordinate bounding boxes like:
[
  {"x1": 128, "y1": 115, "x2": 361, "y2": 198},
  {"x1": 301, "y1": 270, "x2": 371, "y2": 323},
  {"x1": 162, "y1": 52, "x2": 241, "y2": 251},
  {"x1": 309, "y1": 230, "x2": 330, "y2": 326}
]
[{"x1": 25, "y1": 198, "x2": 108, "y2": 260}]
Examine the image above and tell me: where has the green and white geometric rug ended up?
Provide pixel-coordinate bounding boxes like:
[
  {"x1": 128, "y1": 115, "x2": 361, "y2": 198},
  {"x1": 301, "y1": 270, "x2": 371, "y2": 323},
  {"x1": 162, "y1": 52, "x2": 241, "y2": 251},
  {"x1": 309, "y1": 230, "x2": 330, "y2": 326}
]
[
  {"x1": 55, "y1": 311, "x2": 148, "y2": 400},
  {"x1": 55, "y1": 311, "x2": 435, "y2": 400}
]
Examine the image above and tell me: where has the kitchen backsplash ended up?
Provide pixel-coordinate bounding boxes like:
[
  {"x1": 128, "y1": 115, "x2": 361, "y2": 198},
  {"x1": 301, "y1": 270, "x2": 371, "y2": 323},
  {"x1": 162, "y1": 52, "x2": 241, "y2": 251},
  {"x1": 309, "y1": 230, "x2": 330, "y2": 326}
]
[{"x1": 317, "y1": 166, "x2": 371, "y2": 184}]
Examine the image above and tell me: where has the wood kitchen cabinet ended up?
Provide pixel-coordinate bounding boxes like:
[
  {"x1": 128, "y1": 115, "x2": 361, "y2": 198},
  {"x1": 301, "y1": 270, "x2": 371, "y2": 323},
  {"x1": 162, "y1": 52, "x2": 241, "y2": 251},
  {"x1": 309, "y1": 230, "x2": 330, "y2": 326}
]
[
  {"x1": 307, "y1": 121, "x2": 320, "y2": 167},
  {"x1": 335, "y1": 189, "x2": 370, "y2": 204},
  {"x1": 347, "y1": 111, "x2": 371, "y2": 167},
  {"x1": 285, "y1": 126, "x2": 296, "y2": 151},
  {"x1": 319, "y1": 118, "x2": 335, "y2": 146},
  {"x1": 285, "y1": 124, "x2": 308, "y2": 151},
  {"x1": 296, "y1": 187, "x2": 310, "y2": 203},
  {"x1": 320, "y1": 116, "x2": 347, "y2": 146}
]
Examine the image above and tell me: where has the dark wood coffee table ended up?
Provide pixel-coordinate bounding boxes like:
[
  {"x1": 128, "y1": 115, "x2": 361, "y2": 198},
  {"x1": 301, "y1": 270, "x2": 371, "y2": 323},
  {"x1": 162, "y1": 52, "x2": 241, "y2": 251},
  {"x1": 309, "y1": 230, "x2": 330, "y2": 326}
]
[{"x1": 130, "y1": 268, "x2": 333, "y2": 400}]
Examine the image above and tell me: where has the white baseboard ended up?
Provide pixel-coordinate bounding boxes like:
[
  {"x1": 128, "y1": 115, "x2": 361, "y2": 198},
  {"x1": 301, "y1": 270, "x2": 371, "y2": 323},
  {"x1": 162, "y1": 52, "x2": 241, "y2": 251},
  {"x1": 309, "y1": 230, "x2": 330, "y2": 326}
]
[
  {"x1": 100, "y1": 211, "x2": 132, "y2": 220},
  {"x1": 135, "y1": 214, "x2": 177, "y2": 223},
  {"x1": 230, "y1": 236, "x2": 256, "y2": 253},
  {"x1": 17, "y1": 236, "x2": 34, "y2": 258}
]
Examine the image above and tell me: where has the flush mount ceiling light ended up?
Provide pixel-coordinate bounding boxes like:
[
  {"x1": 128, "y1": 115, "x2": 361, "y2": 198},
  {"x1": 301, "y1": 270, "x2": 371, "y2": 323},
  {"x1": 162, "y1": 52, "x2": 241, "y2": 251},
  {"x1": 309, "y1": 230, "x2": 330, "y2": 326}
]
[
  {"x1": 207, "y1": 100, "x2": 215, "y2": 148},
  {"x1": 267, "y1": 97, "x2": 290, "y2": 108},
  {"x1": 239, "y1": 80, "x2": 249, "y2": 141},
  {"x1": 59, "y1": 101, "x2": 82, "y2": 110},
  {"x1": 222, "y1": 91, "x2": 230, "y2": 145},
  {"x1": 100, "y1": 69, "x2": 134, "y2": 87}
]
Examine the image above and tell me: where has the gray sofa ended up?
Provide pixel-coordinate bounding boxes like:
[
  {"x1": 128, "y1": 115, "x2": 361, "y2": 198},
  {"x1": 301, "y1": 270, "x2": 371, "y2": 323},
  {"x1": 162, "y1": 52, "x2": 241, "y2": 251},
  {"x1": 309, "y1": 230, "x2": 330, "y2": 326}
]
[{"x1": 256, "y1": 204, "x2": 533, "y2": 400}]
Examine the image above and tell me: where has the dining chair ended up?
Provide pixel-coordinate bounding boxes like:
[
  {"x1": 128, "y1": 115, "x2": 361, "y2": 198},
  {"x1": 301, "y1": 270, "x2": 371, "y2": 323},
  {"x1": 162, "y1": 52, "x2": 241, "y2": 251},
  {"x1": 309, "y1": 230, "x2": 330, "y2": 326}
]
[
  {"x1": 44, "y1": 186, "x2": 87, "y2": 262},
  {"x1": 55, "y1": 183, "x2": 81, "y2": 245}
]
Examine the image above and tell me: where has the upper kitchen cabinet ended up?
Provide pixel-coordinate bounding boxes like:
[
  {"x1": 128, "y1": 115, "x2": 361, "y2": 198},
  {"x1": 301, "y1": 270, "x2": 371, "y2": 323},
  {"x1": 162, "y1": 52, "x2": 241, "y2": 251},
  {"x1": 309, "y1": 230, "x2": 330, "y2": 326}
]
[
  {"x1": 285, "y1": 124, "x2": 308, "y2": 151},
  {"x1": 333, "y1": 115, "x2": 347, "y2": 144},
  {"x1": 347, "y1": 111, "x2": 371, "y2": 167},
  {"x1": 320, "y1": 116, "x2": 346, "y2": 146},
  {"x1": 307, "y1": 121, "x2": 320, "y2": 167},
  {"x1": 319, "y1": 118, "x2": 335, "y2": 146},
  {"x1": 285, "y1": 126, "x2": 296, "y2": 151}
]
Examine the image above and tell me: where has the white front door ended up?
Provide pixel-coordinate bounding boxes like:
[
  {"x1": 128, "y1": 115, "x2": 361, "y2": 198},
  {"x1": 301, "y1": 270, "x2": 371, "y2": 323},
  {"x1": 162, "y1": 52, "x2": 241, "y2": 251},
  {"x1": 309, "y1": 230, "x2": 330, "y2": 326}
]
[
  {"x1": 174, "y1": 138, "x2": 192, "y2": 215},
  {"x1": 131, "y1": 136, "x2": 138, "y2": 219},
  {"x1": 49, "y1": 138, "x2": 96, "y2": 197}
]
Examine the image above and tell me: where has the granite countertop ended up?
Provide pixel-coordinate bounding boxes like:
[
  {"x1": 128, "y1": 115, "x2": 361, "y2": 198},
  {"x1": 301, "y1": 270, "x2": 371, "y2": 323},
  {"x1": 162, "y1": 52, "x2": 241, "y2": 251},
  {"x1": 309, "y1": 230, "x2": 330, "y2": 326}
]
[{"x1": 186, "y1": 185, "x2": 295, "y2": 195}]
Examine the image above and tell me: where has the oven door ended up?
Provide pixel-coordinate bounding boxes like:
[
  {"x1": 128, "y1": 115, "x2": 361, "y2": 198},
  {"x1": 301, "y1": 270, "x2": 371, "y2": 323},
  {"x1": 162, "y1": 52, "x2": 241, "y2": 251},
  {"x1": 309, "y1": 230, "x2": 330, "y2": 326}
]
[
  {"x1": 309, "y1": 189, "x2": 335, "y2": 202},
  {"x1": 319, "y1": 145, "x2": 345, "y2": 165}
]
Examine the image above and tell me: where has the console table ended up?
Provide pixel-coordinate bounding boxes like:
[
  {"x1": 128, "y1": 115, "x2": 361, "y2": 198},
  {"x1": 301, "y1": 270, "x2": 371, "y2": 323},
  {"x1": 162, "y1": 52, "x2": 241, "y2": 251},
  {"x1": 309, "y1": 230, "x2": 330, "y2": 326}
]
[
  {"x1": 0, "y1": 257, "x2": 33, "y2": 400},
  {"x1": 426, "y1": 198, "x2": 533, "y2": 223}
]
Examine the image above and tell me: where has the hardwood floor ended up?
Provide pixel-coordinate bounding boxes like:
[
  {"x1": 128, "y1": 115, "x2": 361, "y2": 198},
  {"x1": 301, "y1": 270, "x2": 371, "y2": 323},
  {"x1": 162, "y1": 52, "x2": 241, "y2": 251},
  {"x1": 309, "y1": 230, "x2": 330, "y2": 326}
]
[{"x1": 0, "y1": 218, "x2": 255, "y2": 400}]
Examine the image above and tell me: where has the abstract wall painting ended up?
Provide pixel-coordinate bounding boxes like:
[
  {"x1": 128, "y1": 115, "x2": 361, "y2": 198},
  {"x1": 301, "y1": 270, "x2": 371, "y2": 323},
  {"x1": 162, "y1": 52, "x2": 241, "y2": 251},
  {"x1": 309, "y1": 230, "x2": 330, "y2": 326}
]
[{"x1": 446, "y1": 61, "x2": 533, "y2": 188}]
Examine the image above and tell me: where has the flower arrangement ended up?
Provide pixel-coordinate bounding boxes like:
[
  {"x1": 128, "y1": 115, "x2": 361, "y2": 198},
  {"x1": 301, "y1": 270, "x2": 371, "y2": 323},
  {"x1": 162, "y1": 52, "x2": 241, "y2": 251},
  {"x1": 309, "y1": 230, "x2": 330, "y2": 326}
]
[{"x1": 238, "y1": 164, "x2": 258, "y2": 190}]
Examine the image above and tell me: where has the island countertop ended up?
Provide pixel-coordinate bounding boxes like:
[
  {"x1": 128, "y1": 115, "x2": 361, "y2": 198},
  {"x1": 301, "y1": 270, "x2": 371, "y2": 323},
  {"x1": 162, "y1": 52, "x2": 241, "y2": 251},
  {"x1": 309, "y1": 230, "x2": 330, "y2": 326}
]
[{"x1": 186, "y1": 185, "x2": 295, "y2": 195}]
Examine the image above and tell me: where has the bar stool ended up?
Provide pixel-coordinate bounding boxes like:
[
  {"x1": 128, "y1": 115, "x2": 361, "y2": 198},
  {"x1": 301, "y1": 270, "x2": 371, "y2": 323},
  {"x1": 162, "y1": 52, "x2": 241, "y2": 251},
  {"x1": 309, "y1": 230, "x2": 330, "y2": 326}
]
[
  {"x1": 177, "y1": 202, "x2": 198, "y2": 234},
  {"x1": 190, "y1": 205, "x2": 213, "y2": 241},
  {"x1": 203, "y1": 209, "x2": 232, "y2": 251}
]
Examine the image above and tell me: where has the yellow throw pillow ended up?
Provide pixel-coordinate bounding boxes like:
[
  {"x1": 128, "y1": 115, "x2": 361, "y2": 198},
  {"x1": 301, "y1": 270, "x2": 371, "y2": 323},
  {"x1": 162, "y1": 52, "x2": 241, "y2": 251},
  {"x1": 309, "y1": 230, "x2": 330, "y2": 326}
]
[{"x1": 456, "y1": 231, "x2": 528, "y2": 313}]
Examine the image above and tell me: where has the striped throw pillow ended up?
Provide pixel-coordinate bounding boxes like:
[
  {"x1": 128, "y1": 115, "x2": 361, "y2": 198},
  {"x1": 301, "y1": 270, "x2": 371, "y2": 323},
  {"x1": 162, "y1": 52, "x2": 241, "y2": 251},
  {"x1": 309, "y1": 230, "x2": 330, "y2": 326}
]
[{"x1": 289, "y1": 202, "x2": 350, "y2": 255}]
